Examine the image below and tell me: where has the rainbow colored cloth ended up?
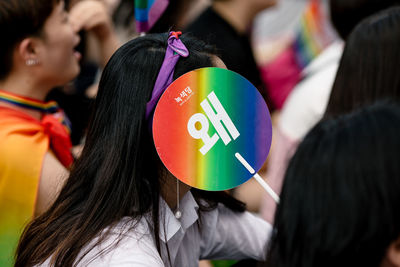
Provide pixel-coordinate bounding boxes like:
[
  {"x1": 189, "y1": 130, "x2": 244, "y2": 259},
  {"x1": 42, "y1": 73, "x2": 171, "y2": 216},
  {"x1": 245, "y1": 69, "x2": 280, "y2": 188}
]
[
  {"x1": 0, "y1": 107, "x2": 49, "y2": 265},
  {"x1": 293, "y1": 0, "x2": 335, "y2": 68},
  {"x1": 135, "y1": 0, "x2": 169, "y2": 33},
  {"x1": 0, "y1": 91, "x2": 73, "y2": 266}
]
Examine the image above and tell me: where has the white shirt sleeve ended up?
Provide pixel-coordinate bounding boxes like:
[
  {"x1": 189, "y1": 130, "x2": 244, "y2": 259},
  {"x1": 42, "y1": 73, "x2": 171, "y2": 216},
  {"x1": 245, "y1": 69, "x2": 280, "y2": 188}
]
[{"x1": 200, "y1": 204, "x2": 273, "y2": 261}]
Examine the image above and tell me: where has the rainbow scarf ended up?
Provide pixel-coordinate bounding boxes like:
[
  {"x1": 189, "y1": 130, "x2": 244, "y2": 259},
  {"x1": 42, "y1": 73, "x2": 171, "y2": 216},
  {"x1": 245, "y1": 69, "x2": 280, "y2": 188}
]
[
  {"x1": 0, "y1": 91, "x2": 59, "y2": 113},
  {"x1": 135, "y1": 0, "x2": 169, "y2": 33},
  {"x1": 0, "y1": 90, "x2": 71, "y2": 133},
  {"x1": 0, "y1": 91, "x2": 73, "y2": 266}
]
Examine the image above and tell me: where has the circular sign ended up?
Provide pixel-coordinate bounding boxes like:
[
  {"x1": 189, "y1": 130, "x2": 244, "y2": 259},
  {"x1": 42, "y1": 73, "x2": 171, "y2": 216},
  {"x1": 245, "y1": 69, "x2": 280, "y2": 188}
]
[{"x1": 153, "y1": 67, "x2": 272, "y2": 191}]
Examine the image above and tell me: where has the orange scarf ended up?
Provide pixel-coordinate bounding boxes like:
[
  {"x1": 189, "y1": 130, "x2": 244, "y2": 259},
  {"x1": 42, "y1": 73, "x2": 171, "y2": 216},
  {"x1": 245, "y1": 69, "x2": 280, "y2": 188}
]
[{"x1": 0, "y1": 103, "x2": 73, "y2": 265}]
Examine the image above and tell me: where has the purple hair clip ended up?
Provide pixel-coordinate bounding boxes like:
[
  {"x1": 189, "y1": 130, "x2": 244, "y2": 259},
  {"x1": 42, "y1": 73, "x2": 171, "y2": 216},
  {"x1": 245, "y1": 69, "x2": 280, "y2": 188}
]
[{"x1": 145, "y1": 31, "x2": 189, "y2": 121}]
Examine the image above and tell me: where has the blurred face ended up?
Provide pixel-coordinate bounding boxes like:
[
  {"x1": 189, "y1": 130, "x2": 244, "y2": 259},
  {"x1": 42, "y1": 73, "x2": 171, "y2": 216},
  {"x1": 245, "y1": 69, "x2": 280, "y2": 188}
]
[
  {"x1": 252, "y1": 0, "x2": 278, "y2": 12},
  {"x1": 36, "y1": 1, "x2": 81, "y2": 87}
]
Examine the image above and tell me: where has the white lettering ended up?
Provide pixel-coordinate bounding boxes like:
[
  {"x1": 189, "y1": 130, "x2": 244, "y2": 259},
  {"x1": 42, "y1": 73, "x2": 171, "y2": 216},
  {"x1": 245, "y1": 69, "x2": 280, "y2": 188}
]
[{"x1": 187, "y1": 113, "x2": 219, "y2": 155}]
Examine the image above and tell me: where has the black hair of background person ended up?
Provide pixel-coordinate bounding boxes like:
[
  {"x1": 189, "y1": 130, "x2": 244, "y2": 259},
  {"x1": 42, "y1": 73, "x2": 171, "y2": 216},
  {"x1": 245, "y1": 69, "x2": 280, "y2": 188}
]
[
  {"x1": 325, "y1": 6, "x2": 400, "y2": 118},
  {"x1": 15, "y1": 33, "x2": 246, "y2": 267},
  {"x1": 185, "y1": 5, "x2": 272, "y2": 110},
  {"x1": 265, "y1": 101, "x2": 400, "y2": 267},
  {"x1": 330, "y1": 0, "x2": 400, "y2": 40}
]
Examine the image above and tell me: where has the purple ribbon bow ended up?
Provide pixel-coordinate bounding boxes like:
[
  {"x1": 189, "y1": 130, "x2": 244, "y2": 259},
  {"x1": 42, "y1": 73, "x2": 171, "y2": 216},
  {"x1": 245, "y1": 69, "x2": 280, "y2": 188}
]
[{"x1": 145, "y1": 32, "x2": 189, "y2": 120}]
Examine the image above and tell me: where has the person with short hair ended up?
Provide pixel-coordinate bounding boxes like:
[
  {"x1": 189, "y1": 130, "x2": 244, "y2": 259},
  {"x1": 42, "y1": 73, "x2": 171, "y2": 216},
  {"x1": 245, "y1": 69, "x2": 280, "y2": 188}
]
[{"x1": 0, "y1": 1, "x2": 81, "y2": 265}]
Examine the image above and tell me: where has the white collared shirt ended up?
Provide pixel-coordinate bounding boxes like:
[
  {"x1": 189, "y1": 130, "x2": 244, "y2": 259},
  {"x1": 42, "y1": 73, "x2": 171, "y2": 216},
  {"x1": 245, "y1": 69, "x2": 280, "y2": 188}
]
[
  {"x1": 55, "y1": 192, "x2": 272, "y2": 267},
  {"x1": 280, "y1": 41, "x2": 344, "y2": 141}
]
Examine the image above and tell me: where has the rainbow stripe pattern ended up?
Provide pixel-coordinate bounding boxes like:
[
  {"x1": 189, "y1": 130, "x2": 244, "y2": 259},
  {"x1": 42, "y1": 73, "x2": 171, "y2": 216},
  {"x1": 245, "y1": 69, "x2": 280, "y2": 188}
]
[
  {"x1": 0, "y1": 90, "x2": 71, "y2": 134},
  {"x1": 293, "y1": 0, "x2": 335, "y2": 68},
  {"x1": 0, "y1": 107, "x2": 49, "y2": 266},
  {"x1": 135, "y1": 0, "x2": 169, "y2": 33},
  {"x1": 153, "y1": 68, "x2": 272, "y2": 191},
  {"x1": 0, "y1": 90, "x2": 58, "y2": 113}
]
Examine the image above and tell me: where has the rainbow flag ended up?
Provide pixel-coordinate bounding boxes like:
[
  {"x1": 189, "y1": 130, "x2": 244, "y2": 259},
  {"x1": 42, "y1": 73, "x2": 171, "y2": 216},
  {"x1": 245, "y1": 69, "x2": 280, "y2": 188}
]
[
  {"x1": 0, "y1": 107, "x2": 49, "y2": 266},
  {"x1": 293, "y1": 0, "x2": 335, "y2": 68},
  {"x1": 135, "y1": 0, "x2": 169, "y2": 33}
]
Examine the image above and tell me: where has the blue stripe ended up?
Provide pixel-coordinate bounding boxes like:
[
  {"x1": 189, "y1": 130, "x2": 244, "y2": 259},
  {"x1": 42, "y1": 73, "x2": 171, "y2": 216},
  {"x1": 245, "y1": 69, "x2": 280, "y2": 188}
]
[
  {"x1": 135, "y1": 0, "x2": 157, "y2": 22},
  {"x1": 149, "y1": 0, "x2": 156, "y2": 7},
  {"x1": 135, "y1": 7, "x2": 150, "y2": 22},
  {"x1": 0, "y1": 98, "x2": 59, "y2": 113}
]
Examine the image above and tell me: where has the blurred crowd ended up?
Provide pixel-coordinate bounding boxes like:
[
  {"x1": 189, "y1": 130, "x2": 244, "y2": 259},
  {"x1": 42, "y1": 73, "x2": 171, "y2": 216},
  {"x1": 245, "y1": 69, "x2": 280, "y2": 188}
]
[{"x1": 1, "y1": 0, "x2": 400, "y2": 266}]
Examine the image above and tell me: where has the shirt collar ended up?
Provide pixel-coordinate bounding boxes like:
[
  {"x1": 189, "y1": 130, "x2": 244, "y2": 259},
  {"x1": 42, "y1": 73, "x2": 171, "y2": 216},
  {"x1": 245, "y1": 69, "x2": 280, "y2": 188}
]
[{"x1": 158, "y1": 191, "x2": 199, "y2": 243}]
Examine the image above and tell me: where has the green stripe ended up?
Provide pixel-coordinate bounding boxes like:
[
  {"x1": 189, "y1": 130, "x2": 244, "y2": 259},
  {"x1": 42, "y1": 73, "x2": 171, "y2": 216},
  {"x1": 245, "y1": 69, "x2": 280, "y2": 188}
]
[{"x1": 135, "y1": 0, "x2": 148, "y2": 9}]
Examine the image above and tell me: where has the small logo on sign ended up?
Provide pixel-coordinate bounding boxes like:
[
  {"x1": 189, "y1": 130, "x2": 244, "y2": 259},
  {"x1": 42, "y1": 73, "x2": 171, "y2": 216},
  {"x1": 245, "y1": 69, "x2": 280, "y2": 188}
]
[{"x1": 175, "y1": 87, "x2": 194, "y2": 106}]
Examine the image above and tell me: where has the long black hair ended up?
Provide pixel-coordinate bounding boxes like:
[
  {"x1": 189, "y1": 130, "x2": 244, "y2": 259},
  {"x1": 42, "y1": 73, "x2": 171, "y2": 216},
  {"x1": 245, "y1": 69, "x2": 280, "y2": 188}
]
[
  {"x1": 15, "y1": 33, "x2": 245, "y2": 267},
  {"x1": 325, "y1": 6, "x2": 400, "y2": 117},
  {"x1": 266, "y1": 102, "x2": 400, "y2": 267}
]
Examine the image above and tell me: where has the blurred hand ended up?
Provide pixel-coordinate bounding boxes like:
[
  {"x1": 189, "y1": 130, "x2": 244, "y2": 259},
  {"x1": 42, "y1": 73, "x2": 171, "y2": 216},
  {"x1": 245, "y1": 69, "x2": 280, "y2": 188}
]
[
  {"x1": 69, "y1": 0, "x2": 114, "y2": 41},
  {"x1": 69, "y1": 0, "x2": 120, "y2": 66}
]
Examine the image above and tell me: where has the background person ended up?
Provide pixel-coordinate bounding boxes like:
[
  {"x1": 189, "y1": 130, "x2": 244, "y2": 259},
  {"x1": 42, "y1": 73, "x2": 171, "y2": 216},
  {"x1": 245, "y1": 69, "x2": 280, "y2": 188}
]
[
  {"x1": 186, "y1": 0, "x2": 278, "y2": 108},
  {"x1": 0, "y1": 0, "x2": 81, "y2": 265},
  {"x1": 265, "y1": 102, "x2": 400, "y2": 267},
  {"x1": 261, "y1": 0, "x2": 400, "y2": 223}
]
